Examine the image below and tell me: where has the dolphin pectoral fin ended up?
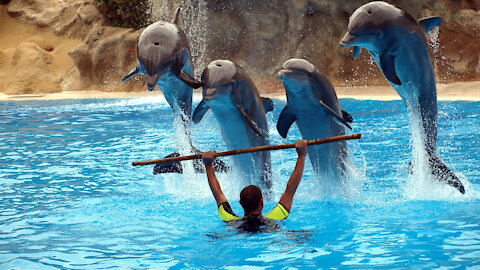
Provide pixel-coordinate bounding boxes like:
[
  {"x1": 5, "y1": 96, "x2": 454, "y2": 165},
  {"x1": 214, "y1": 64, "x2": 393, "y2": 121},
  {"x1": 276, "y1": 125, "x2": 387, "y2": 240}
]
[
  {"x1": 342, "y1": 110, "x2": 354, "y2": 123},
  {"x1": 192, "y1": 99, "x2": 210, "y2": 124},
  {"x1": 261, "y1": 97, "x2": 274, "y2": 113},
  {"x1": 428, "y1": 153, "x2": 465, "y2": 194},
  {"x1": 319, "y1": 101, "x2": 352, "y2": 130},
  {"x1": 353, "y1": 46, "x2": 361, "y2": 60},
  {"x1": 122, "y1": 66, "x2": 141, "y2": 82},
  {"x1": 277, "y1": 105, "x2": 296, "y2": 138},
  {"x1": 419, "y1": 16, "x2": 442, "y2": 34},
  {"x1": 236, "y1": 104, "x2": 266, "y2": 138},
  {"x1": 379, "y1": 54, "x2": 401, "y2": 85},
  {"x1": 177, "y1": 70, "x2": 203, "y2": 89}
]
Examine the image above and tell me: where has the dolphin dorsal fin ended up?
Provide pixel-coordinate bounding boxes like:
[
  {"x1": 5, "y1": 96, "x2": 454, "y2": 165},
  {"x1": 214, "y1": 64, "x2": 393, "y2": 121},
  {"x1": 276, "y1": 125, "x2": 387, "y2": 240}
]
[
  {"x1": 192, "y1": 99, "x2": 210, "y2": 124},
  {"x1": 276, "y1": 105, "x2": 296, "y2": 138},
  {"x1": 319, "y1": 101, "x2": 352, "y2": 130},
  {"x1": 122, "y1": 66, "x2": 141, "y2": 82},
  {"x1": 419, "y1": 16, "x2": 442, "y2": 34},
  {"x1": 172, "y1": 7, "x2": 181, "y2": 24},
  {"x1": 261, "y1": 97, "x2": 274, "y2": 113}
]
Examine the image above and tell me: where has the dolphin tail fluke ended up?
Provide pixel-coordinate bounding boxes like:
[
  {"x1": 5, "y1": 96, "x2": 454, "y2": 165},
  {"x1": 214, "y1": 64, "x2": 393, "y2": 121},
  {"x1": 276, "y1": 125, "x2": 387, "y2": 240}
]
[
  {"x1": 153, "y1": 150, "x2": 229, "y2": 175},
  {"x1": 172, "y1": 6, "x2": 181, "y2": 24},
  {"x1": 428, "y1": 153, "x2": 465, "y2": 194}
]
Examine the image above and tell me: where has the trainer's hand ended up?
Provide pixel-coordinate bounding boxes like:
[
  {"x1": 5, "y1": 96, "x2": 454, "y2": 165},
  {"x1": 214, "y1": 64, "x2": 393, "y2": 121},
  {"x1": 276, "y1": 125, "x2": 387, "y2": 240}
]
[
  {"x1": 295, "y1": 140, "x2": 308, "y2": 157},
  {"x1": 202, "y1": 151, "x2": 216, "y2": 165}
]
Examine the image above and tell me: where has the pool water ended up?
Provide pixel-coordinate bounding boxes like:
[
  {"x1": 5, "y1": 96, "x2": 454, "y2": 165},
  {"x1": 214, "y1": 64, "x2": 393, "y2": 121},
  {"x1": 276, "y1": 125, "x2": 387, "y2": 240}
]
[{"x1": 1, "y1": 96, "x2": 479, "y2": 269}]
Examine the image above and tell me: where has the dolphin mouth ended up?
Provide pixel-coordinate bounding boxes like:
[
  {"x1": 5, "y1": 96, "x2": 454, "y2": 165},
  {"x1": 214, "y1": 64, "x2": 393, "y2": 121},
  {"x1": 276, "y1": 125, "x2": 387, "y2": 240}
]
[
  {"x1": 277, "y1": 69, "x2": 294, "y2": 78},
  {"x1": 340, "y1": 32, "x2": 356, "y2": 47}
]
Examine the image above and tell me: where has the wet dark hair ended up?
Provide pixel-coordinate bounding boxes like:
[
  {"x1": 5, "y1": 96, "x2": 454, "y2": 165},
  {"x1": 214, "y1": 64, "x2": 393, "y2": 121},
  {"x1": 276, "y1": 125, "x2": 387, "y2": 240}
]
[{"x1": 240, "y1": 185, "x2": 263, "y2": 212}]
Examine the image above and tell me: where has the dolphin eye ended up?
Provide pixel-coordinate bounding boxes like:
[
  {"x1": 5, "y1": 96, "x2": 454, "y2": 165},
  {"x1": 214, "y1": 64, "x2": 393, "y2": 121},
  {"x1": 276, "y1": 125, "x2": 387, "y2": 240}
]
[
  {"x1": 367, "y1": 10, "x2": 372, "y2": 14},
  {"x1": 154, "y1": 42, "x2": 160, "y2": 46},
  {"x1": 216, "y1": 64, "x2": 222, "y2": 67}
]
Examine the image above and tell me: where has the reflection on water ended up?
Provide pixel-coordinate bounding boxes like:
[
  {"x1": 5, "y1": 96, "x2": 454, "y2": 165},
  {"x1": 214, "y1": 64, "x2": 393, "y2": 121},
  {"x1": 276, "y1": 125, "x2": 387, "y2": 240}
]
[{"x1": 0, "y1": 98, "x2": 479, "y2": 268}]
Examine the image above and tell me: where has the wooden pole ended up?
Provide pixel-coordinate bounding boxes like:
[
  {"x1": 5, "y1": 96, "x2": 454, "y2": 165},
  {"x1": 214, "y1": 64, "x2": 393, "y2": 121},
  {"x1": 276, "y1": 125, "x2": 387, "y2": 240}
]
[{"x1": 132, "y1": 133, "x2": 361, "y2": 167}]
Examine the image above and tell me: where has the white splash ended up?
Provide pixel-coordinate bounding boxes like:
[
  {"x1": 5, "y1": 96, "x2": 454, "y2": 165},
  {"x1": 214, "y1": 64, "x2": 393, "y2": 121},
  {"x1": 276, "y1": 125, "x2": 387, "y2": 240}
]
[{"x1": 150, "y1": 0, "x2": 208, "y2": 76}]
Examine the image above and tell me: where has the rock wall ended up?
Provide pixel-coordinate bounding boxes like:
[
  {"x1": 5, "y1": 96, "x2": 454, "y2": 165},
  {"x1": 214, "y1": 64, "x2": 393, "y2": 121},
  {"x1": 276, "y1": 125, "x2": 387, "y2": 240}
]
[
  {"x1": 1, "y1": 0, "x2": 145, "y2": 94},
  {"x1": 1, "y1": 0, "x2": 479, "y2": 94},
  {"x1": 192, "y1": 0, "x2": 480, "y2": 92}
]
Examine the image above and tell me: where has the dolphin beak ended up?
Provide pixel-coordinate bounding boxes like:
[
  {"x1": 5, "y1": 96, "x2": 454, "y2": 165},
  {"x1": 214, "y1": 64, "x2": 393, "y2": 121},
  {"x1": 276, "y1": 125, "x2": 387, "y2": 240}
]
[
  {"x1": 204, "y1": 88, "x2": 217, "y2": 99},
  {"x1": 146, "y1": 74, "x2": 161, "y2": 91},
  {"x1": 340, "y1": 32, "x2": 356, "y2": 47},
  {"x1": 277, "y1": 69, "x2": 292, "y2": 79}
]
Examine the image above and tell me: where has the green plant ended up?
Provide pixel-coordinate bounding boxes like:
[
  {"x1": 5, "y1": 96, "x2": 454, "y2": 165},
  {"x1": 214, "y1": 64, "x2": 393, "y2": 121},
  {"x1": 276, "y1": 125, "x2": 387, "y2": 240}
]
[{"x1": 95, "y1": 0, "x2": 152, "y2": 29}]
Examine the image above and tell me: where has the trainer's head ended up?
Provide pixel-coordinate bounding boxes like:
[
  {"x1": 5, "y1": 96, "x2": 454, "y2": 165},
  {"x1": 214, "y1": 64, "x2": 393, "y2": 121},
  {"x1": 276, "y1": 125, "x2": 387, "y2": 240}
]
[{"x1": 240, "y1": 185, "x2": 263, "y2": 215}]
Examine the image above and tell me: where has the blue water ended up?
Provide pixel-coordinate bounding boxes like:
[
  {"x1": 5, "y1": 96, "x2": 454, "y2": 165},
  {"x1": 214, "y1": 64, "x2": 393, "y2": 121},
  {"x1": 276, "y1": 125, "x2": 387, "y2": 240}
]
[{"x1": 1, "y1": 96, "x2": 479, "y2": 269}]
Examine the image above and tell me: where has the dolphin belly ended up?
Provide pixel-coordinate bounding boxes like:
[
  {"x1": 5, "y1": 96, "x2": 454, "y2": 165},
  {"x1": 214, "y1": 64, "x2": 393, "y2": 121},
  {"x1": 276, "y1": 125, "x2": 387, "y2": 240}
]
[
  {"x1": 209, "y1": 103, "x2": 271, "y2": 189},
  {"x1": 294, "y1": 108, "x2": 347, "y2": 179},
  {"x1": 157, "y1": 71, "x2": 194, "y2": 119}
]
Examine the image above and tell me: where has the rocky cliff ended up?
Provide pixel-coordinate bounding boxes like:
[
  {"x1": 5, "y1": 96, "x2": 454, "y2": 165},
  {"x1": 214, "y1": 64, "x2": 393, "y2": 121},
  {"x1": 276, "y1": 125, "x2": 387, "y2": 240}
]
[{"x1": 1, "y1": 0, "x2": 479, "y2": 95}]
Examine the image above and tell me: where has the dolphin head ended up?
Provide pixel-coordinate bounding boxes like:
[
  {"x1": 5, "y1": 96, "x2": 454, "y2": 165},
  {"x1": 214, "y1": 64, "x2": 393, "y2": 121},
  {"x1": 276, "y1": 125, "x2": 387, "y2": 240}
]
[
  {"x1": 277, "y1": 59, "x2": 316, "y2": 94},
  {"x1": 340, "y1": 2, "x2": 409, "y2": 52},
  {"x1": 200, "y1": 60, "x2": 237, "y2": 100},
  {"x1": 137, "y1": 22, "x2": 180, "y2": 90}
]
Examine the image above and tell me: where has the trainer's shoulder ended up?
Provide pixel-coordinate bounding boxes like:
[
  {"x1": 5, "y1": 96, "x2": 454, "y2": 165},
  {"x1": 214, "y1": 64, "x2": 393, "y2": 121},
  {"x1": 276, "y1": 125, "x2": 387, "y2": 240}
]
[{"x1": 264, "y1": 203, "x2": 289, "y2": 220}]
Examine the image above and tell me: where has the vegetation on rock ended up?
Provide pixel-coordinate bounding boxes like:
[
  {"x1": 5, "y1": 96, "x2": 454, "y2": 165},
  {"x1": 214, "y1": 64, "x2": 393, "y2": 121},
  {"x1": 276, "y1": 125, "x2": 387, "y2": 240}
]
[{"x1": 94, "y1": 0, "x2": 151, "y2": 29}]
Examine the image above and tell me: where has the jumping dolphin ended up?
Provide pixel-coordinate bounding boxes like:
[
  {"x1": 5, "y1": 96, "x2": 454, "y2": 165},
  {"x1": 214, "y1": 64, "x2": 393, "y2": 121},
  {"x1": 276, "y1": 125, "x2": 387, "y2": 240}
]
[
  {"x1": 123, "y1": 7, "x2": 201, "y2": 119},
  {"x1": 123, "y1": 8, "x2": 227, "y2": 174},
  {"x1": 192, "y1": 60, "x2": 274, "y2": 191},
  {"x1": 340, "y1": 1, "x2": 465, "y2": 193},
  {"x1": 277, "y1": 58, "x2": 353, "y2": 183}
]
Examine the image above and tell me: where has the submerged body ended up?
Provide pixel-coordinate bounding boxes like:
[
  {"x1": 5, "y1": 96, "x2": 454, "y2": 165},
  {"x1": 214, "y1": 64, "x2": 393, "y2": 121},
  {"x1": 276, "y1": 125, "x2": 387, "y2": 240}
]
[
  {"x1": 340, "y1": 1, "x2": 464, "y2": 193},
  {"x1": 277, "y1": 59, "x2": 353, "y2": 184},
  {"x1": 193, "y1": 60, "x2": 274, "y2": 191}
]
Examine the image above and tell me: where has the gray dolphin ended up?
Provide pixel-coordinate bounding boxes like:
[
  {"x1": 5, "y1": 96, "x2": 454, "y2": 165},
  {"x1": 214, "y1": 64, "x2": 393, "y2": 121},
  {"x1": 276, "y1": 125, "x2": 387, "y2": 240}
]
[
  {"x1": 123, "y1": 8, "x2": 227, "y2": 175},
  {"x1": 192, "y1": 60, "x2": 274, "y2": 191},
  {"x1": 123, "y1": 7, "x2": 201, "y2": 119},
  {"x1": 340, "y1": 1, "x2": 464, "y2": 193},
  {"x1": 277, "y1": 58, "x2": 353, "y2": 182}
]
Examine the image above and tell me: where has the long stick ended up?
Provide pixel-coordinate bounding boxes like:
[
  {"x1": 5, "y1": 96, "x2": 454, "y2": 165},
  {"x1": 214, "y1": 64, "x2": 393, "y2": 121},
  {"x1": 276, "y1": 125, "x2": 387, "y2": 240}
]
[{"x1": 132, "y1": 133, "x2": 361, "y2": 167}]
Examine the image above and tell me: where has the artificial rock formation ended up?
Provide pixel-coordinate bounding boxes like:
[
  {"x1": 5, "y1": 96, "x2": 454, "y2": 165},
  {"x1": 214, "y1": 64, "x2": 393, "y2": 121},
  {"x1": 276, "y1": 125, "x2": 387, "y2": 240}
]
[{"x1": 1, "y1": 0, "x2": 479, "y2": 95}]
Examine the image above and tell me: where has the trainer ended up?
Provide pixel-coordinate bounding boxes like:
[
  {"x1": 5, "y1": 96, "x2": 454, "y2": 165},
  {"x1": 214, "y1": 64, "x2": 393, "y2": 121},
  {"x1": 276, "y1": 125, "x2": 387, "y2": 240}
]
[{"x1": 201, "y1": 140, "x2": 308, "y2": 231}]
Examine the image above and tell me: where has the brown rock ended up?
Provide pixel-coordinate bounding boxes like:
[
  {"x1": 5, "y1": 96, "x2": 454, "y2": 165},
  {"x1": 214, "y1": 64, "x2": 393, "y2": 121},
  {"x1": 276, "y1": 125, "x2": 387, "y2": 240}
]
[
  {"x1": 0, "y1": 42, "x2": 60, "y2": 94},
  {"x1": 7, "y1": 0, "x2": 107, "y2": 39},
  {"x1": 68, "y1": 25, "x2": 144, "y2": 91}
]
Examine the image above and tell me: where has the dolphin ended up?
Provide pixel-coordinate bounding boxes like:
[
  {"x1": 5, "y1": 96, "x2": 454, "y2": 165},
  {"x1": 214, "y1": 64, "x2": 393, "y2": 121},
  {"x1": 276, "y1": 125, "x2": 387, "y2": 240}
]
[
  {"x1": 192, "y1": 60, "x2": 274, "y2": 191},
  {"x1": 123, "y1": 8, "x2": 227, "y2": 175},
  {"x1": 340, "y1": 1, "x2": 465, "y2": 193},
  {"x1": 277, "y1": 58, "x2": 353, "y2": 183},
  {"x1": 123, "y1": 7, "x2": 201, "y2": 119}
]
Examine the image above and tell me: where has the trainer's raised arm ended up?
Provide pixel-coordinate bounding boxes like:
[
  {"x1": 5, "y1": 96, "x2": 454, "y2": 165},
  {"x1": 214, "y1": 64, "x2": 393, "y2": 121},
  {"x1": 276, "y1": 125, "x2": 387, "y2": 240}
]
[
  {"x1": 202, "y1": 151, "x2": 227, "y2": 206},
  {"x1": 278, "y1": 140, "x2": 308, "y2": 212}
]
